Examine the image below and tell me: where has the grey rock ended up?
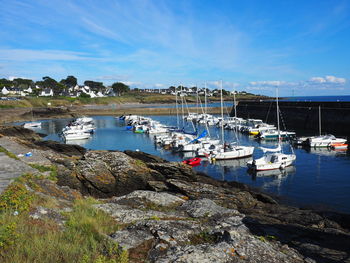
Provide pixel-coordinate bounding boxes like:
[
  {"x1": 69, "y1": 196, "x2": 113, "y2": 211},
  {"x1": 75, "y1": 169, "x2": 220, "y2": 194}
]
[
  {"x1": 94, "y1": 203, "x2": 184, "y2": 224},
  {"x1": 113, "y1": 190, "x2": 186, "y2": 207},
  {"x1": 155, "y1": 242, "x2": 235, "y2": 263},
  {"x1": 180, "y1": 198, "x2": 235, "y2": 218},
  {"x1": 29, "y1": 206, "x2": 66, "y2": 226},
  {"x1": 110, "y1": 228, "x2": 154, "y2": 249}
]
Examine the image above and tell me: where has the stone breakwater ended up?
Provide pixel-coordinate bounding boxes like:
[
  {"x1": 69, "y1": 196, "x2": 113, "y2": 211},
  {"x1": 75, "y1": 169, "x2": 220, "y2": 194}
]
[
  {"x1": 233, "y1": 101, "x2": 350, "y2": 137},
  {"x1": 0, "y1": 125, "x2": 350, "y2": 262}
]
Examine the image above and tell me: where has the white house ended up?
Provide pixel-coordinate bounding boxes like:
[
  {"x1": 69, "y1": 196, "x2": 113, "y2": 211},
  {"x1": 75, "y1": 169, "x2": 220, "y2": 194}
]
[
  {"x1": 96, "y1": 91, "x2": 105, "y2": 97},
  {"x1": 1, "y1": 87, "x2": 9, "y2": 95},
  {"x1": 22, "y1": 87, "x2": 33, "y2": 96},
  {"x1": 39, "y1": 88, "x2": 54, "y2": 97}
]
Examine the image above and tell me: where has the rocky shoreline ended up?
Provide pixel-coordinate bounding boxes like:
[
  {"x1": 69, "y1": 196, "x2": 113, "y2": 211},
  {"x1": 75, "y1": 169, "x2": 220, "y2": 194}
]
[{"x1": 0, "y1": 125, "x2": 349, "y2": 262}]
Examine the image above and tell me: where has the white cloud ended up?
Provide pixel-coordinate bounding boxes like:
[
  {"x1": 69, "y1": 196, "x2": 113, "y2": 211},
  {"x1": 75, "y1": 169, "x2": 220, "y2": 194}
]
[
  {"x1": 310, "y1": 77, "x2": 326, "y2": 83},
  {"x1": 8, "y1": 76, "x2": 25, "y2": 80},
  {"x1": 310, "y1": 75, "x2": 346, "y2": 84},
  {"x1": 325, "y1": 75, "x2": 346, "y2": 83},
  {"x1": 249, "y1": 80, "x2": 285, "y2": 86}
]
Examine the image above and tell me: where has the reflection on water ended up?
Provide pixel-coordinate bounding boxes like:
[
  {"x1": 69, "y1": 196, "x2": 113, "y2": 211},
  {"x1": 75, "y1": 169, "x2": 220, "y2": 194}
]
[
  {"x1": 251, "y1": 165, "x2": 296, "y2": 178},
  {"x1": 302, "y1": 147, "x2": 348, "y2": 156},
  {"x1": 26, "y1": 115, "x2": 350, "y2": 214},
  {"x1": 65, "y1": 138, "x2": 91, "y2": 146}
]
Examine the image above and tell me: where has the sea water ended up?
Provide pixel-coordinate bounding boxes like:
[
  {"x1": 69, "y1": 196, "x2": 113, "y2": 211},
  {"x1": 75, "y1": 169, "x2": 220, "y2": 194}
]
[{"x1": 35, "y1": 115, "x2": 350, "y2": 214}]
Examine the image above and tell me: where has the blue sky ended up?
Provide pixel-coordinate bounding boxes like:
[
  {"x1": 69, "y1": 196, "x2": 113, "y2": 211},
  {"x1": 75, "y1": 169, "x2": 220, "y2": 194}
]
[{"x1": 0, "y1": 0, "x2": 349, "y2": 96}]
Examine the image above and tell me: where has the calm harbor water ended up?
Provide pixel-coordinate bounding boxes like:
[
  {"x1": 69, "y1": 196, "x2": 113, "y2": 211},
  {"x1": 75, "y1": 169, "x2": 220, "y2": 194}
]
[{"x1": 31, "y1": 115, "x2": 350, "y2": 214}]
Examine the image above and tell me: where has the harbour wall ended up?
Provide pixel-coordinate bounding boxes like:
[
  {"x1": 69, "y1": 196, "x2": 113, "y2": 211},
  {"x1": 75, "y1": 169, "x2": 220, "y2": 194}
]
[{"x1": 232, "y1": 101, "x2": 350, "y2": 137}]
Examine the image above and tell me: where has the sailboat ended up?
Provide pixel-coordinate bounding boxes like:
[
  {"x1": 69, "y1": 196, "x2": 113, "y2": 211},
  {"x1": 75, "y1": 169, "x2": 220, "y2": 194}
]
[
  {"x1": 297, "y1": 106, "x2": 347, "y2": 148},
  {"x1": 23, "y1": 108, "x2": 41, "y2": 129},
  {"x1": 211, "y1": 81, "x2": 254, "y2": 160},
  {"x1": 247, "y1": 89, "x2": 296, "y2": 171}
]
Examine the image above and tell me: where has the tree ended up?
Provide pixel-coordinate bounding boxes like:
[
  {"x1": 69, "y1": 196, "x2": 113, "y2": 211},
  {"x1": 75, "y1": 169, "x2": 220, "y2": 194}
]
[
  {"x1": 12, "y1": 78, "x2": 34, "y2": 89},
  {"x1": 84, "y1": 80, "x2": 105, "y2": 92},
  {"x1": 60, "y1": 75, "x2": 77, "y2": 88},
  {"x1": 41, "y1": 76, "x2": 63, "y2": 96},
  {"x1": 112, "y1": 82, "x2": 130, "y2": 96},
  {"x1": 0, "y1": 78, "x2": 13, "y2": 88}
]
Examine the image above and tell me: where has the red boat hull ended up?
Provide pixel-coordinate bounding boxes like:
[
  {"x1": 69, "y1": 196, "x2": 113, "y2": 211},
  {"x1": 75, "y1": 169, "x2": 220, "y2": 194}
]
[{"x1": 182, "y1": 157, "x2": 202, "y2": 166}]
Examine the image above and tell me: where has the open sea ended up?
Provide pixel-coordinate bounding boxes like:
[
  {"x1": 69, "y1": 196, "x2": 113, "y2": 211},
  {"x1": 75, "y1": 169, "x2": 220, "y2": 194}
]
[
  {"x1": 27, "y1": 114, "x2": 350, "y2": 215},
  {"x1": 283, "y1": 95, "x2": 350, "y2": 102}
]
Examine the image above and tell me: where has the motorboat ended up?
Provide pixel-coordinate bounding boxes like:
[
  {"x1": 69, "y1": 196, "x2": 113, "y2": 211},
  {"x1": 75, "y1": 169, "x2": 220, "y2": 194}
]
[
  {"x1": 63, "y1": 131, "x2": 91, "y2": 140},
  {"x1": 307, "y1": 134, "x2": 347, "y2": 148},
  {"x1": 23, "y1": 122, "x2": 41, "y2": 129},
  {"x1": 257, "y1": 130, "x2": 296, "y2": 140}
]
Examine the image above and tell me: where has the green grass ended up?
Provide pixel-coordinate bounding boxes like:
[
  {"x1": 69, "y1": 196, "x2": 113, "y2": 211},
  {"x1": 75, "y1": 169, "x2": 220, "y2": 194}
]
[
  {"x1": 0, "y1": 92, "x2": 269, "y2": 109},
  {"x1": 28, "y1": 164, "x2": 58, "y2": 181},
  {"x1": 0, "y1": 195, "x2": 128, "y2": 263},
  {"x1": 0, "y1": 146, "x2": 20, "y2": 160}
]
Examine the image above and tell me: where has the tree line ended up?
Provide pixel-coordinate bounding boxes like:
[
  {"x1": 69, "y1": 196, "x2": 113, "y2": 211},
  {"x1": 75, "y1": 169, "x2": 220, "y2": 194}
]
[{"x1": 0, "y1": 76, "x2": 130, "y2": 96}]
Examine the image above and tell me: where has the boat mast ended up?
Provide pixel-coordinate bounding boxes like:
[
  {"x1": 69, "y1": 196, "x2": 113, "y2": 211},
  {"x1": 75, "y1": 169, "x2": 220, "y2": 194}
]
[
  {"x1": 233, "y1": 90, "x2": 237, "y2": 120},
  {"x1": 220, "y1": 80, "x2": 224, "y2": 144},
  {"x1": 233, "y1": 90, "x2": 239, "y2": 142},
  {"x1": 276, "y1": 88, "x2": 281, "y2": 147},
  {"x1": 319, "y1": 105, "x2": 322, "y2": 136},
  {"x1": 204, "y1": 82, "x2": 207, "y2": 114},
  {"x1": 181, "y1": 85, "x2": 185, "y2": 128},
  {"x1": 196, "y1": 85, "x2": 199, "y2": 115},
  {"x1": 175, "y1": 86, "x2": 179, "y2": 129}
]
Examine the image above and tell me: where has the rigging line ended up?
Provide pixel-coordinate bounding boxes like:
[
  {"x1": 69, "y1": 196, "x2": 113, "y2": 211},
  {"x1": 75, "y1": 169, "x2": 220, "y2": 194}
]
[
  {"x1": 265, "y1": 100, "x2": 273, "y2": 123},
  {"x1": 184, "y1": 95, "x2": 196, "y2": 132},
  {"x1": 278, "y1": 107, "x2": 295, "y2": 154},
  {"x1": 198, "y1": 96, "x2": 205, "y2": 114}
]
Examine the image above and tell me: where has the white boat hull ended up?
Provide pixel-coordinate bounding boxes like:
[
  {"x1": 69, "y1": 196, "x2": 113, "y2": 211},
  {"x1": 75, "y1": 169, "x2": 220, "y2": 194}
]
[
  {"x1": 247, "y1": 153, "x2": 296, "y2": 171},
  {"x1": 213, "y1": 146, "x2": 254, "y2": 160},
  {"x1": 24, "y1": 122, "x2": 41, "y2": 128}
]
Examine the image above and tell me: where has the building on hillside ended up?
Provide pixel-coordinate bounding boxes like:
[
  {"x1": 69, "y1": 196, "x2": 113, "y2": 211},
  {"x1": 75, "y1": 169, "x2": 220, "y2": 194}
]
[
  {"x1": 6, "y1": 87, "x2": 22, "y2": 95},
  {"x1": 96, "y1": 91, "x2": 105, "y2": 97},
  {"x1": 104, "y1": 87, "x2": 116, "y2": 97},
  {"x1": 23, "y1": 87, "x2": 33, "y2": 95},
  {"x1": 39, "y1": 88, "x2": 54, "y2": 97},
  {"x1": 1, "y1": 87, "x2": 9, "y2": 95}
]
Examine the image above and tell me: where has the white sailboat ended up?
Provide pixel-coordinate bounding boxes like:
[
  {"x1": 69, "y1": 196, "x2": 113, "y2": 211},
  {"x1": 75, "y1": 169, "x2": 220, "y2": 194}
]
[
  {"x1": 211, "y1": 82, "x2": 254, "y2": 160},
  {"x1": 297, "y1": 106, "x2": 347, "y2": 148},
  {"x1": 247, "y1": 89, "x2": 296, "y2": 171}
]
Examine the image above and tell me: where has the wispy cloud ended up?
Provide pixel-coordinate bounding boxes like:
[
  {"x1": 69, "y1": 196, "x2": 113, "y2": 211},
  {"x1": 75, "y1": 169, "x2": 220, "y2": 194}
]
[
  {"x1": 0, "y1": 0, "x2": 349, "y2": 96},
  {"x1": 0, "y1": 49, "x2": 94, "y2": 61},
  {"x1": 309, "y1": 75, "x2": 346, "y2": 84}
]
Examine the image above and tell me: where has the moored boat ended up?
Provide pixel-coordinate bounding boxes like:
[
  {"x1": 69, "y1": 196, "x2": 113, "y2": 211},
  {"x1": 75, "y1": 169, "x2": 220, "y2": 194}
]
[
  {"x1": 23, "y1": 122, "x2": 41, "y2": 128},
  {"x1": 182, "y1": 157, "x2": 201, "y2": 166}
]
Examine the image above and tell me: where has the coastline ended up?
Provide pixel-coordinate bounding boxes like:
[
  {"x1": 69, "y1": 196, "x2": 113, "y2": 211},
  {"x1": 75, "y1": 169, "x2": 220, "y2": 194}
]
[
  {"x1": 0, "y1": 125, "x2": 349, "y2": 262},
  {"x1": 0, "y1": 104, "x2": 224, "y2": 124}
]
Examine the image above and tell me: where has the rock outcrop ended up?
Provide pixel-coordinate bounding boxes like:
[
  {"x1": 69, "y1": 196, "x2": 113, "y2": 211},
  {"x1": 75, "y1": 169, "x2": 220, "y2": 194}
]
[
  {"x1": 0, "y1": 128, "x2": 349, "y2": 263},
  {"x1": 54, "y1": 149, "x2": 350, "y2": 263}
]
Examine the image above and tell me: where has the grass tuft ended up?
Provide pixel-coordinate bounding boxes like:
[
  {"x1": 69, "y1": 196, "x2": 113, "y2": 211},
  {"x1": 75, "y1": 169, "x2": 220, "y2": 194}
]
[
  {"x1": 0, "y1": 146, "x2": 19, "y2": 160},
  {"x1": 0, "y1": 195, "x2": 127, "y2": 263}
]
